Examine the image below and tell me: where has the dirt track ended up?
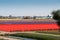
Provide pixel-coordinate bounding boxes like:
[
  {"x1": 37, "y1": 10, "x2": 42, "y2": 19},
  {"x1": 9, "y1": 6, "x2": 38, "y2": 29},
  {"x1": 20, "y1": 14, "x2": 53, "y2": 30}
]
[{"x1": 0, "y1": 19, "x2": 56, "y2": 22}]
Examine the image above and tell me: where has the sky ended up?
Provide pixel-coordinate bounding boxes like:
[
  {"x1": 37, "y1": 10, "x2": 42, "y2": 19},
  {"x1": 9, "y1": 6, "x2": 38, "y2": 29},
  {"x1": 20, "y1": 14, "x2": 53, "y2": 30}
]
[{"x1": 0, "y1": 0, "x2": 60, "y2": 16}]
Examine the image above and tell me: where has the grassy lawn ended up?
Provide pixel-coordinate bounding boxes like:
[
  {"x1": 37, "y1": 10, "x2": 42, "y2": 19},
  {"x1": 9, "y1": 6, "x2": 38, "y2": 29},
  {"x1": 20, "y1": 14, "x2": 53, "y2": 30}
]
[
  {"x1": 9, "y1": 32, "x2": 60, "y2": 40},
  {"x1": 35, "y1": 30, "x2": 60, "y2": 35},
  {"x1": 0, "y1": 39, "x2": 5, "y2": 40}
]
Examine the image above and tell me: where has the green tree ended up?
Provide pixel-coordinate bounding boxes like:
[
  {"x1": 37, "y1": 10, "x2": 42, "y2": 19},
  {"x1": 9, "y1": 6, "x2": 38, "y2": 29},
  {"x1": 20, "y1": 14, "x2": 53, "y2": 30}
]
[{"x1": 52, "y1": 10, "x2": 60, "y2": 32}]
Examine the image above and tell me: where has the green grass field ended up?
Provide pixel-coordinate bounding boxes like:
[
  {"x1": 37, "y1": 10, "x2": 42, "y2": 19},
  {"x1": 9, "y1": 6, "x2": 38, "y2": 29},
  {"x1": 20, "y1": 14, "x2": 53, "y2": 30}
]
[{"x1": 9, "y1": 31, "x2": 60, "y2": 40}]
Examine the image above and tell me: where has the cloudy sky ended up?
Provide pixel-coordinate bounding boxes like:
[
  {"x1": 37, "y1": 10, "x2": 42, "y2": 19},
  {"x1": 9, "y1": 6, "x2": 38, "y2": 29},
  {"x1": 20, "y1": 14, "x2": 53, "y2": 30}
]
[{"x1": 0, "y1": 0, "x2": 60, "y2": 16}]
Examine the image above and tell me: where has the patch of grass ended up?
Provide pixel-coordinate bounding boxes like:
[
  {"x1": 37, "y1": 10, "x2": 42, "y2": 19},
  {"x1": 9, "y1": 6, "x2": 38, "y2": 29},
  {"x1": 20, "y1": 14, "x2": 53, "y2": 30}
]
[
  {"x1": 9, "y1": 32, "x2": 60, "y2": 40},
  {"x1": 0, "y1": 39, "x2": 5, "y2": 40},
  {"x1": 35, "y1": 30, "x2": 60, "y2": 35}
]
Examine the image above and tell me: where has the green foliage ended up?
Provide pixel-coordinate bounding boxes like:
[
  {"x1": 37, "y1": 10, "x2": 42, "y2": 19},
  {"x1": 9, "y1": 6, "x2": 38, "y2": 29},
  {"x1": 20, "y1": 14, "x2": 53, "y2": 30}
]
[
  {"x1": 52, "y1": 10, "x2": 60, "y2": 20},
  {"x1": 52, "y1": 10, "x2": 60, "y2": 32}
]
